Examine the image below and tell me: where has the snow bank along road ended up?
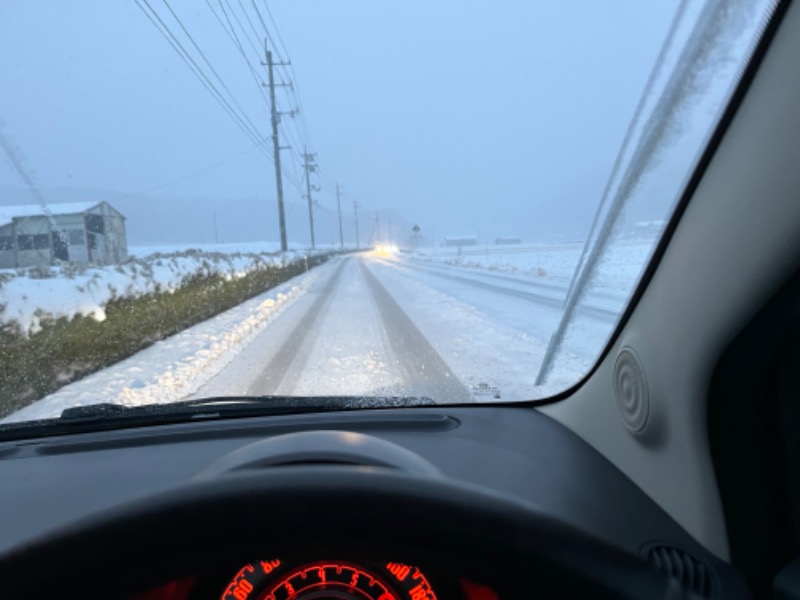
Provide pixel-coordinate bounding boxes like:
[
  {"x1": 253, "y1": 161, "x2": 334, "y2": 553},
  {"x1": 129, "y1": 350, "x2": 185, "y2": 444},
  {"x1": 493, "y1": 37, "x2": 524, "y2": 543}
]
[{"x1": 7, "y1": 250, "x2": 626, "y2": 422}]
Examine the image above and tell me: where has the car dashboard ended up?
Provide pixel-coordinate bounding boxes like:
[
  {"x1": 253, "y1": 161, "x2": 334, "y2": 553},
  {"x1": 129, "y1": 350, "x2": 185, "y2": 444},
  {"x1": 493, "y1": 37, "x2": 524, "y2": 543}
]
[{"x1": 0, "y1": 405, "x2": 747, "y2": 598}]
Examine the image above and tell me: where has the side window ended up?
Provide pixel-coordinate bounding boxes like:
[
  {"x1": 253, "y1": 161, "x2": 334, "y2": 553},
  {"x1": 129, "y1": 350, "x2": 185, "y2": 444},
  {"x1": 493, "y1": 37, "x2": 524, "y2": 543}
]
[
  {"x1": 32, "y1": 234, "x2": 50, "y2": 250},
  {"x1": 68, "y1": 229, "x2": 85, "y2": 245},
  {"x1": 85, "y1": 215, "x2": 105, "y2": 234}
]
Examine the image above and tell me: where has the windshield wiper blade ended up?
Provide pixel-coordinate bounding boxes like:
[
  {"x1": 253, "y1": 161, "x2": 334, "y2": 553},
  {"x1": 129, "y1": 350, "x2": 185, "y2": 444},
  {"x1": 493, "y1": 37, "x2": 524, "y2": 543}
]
[
  {"x1": 58, "y1": 395, "x2": 435, "y2": 423},
  {"x1": 0, "y1": 396, "x2": 437, "y2": 442}
]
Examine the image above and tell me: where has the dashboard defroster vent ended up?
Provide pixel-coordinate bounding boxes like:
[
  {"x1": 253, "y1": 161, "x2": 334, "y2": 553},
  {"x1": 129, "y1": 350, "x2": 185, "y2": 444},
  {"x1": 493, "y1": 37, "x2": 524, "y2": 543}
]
[{"x1": 647, "y1": 545, "x2": 715, "y2": 598}]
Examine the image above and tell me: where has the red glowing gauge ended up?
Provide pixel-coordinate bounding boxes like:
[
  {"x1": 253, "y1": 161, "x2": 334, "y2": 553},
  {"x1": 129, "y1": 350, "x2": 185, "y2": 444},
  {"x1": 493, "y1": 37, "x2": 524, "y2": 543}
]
[{"x1": 221, "y1": 559, "x2": 437, "y2": 600}]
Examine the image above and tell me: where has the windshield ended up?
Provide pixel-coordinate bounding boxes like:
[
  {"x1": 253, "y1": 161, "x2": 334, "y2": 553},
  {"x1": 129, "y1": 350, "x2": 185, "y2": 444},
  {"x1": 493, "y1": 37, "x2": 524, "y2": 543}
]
[{"x1": 0, "y1": 1, "x2": 776, "y2": 427}]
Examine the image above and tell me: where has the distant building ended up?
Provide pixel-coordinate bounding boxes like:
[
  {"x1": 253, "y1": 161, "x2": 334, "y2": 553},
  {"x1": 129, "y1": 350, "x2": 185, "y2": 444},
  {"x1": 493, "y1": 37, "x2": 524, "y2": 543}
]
[
  {"x1": 443, "y1": 235, "x2": 478, "y2": 247},
  {"x1": 630, "y1": 220, "x2": 667, "y2": 240},
  {"x1": 0, "y1": 201, "x2": 127, "y2": 268},
  {"x1": 495, "y1": 236, "x2": 522, "y2": 245}
]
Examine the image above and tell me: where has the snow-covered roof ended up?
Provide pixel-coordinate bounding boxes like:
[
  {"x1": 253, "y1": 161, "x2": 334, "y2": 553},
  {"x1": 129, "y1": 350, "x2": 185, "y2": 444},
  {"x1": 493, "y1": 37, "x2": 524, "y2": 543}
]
[{"x1": 0, "y1": 202, "x2": 102, "y2": 225}]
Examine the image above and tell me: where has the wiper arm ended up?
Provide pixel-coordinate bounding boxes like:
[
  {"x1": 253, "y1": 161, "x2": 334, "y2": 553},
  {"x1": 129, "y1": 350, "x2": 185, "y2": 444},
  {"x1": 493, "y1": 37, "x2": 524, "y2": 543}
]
[
  {"x1": 0, "y1": 396, "x2": 436, "y2": 441},
  {"x1": 58, "y1": 395, "x2": 434, "y2": 423}
]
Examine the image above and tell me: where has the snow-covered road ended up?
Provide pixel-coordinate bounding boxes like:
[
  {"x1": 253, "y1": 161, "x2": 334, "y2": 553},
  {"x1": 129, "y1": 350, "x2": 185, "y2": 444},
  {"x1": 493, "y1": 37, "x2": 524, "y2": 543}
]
[
  {"x1": 193, "y1": 257, "x2": 472, "y2": 402},
  {"x1": 6, "y1": 249, "x2": 627, "y2": 422},
  {"x1": 191, "y1": 252, "x2": 614, "y2": 403}
]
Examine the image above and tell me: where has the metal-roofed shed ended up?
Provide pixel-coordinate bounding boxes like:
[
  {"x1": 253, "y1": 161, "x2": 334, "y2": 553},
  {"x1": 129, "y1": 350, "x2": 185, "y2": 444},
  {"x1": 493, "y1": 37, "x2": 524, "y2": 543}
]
[{"x1": 0, "y1": 201, "x2": 127, "y2": 268}]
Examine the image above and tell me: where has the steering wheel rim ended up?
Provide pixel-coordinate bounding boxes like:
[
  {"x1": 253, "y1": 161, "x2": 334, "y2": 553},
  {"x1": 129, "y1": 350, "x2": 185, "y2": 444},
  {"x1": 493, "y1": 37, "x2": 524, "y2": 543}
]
[{"x1": 0, "y1": 466, "x2": 683, "y2": 599}]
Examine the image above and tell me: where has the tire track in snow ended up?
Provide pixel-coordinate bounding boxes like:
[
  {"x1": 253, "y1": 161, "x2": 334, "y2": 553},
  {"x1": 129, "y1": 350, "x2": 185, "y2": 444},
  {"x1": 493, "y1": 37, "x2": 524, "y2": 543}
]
[
  {"x1": 360, "y1": 259, "x2": 473, "y2": 403},
  {"x1": 389, "y1": 259, "x2": 617, "y2": 322},
  {"x1": 248, "y1": 260, "x2": 346, "y2": 395},
  {"x1": 407, "y1": 257, "x2": 627, "y2": 305},
  {"x1": 411, "y1": 259, "x2": 570, "y2": 294}
]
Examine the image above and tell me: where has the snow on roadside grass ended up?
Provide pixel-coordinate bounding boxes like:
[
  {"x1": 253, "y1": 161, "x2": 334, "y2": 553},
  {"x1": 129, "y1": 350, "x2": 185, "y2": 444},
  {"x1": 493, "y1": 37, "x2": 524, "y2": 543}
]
[
  {"x1": 413, "y1": 239, "x2": 655, "y2": 294},
  {"x1": 127, "y1": 241, "x2": 328, "y2": 258},
  {"x1": 0, "y1": 245, "x2": 320, "y2": 335},
  {"x1": 414, "y1": 243, "x2": 583, "y2": 284},
  {"x1": 2, "y1": 262, "x2": 327, "y2": 422}
]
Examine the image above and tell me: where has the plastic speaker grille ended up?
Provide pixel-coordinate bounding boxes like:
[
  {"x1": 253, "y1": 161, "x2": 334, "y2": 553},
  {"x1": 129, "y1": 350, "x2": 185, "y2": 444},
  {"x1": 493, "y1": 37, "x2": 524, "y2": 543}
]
[{"x1": 614, "y1": 347, "x2": 649, "y2": 433}]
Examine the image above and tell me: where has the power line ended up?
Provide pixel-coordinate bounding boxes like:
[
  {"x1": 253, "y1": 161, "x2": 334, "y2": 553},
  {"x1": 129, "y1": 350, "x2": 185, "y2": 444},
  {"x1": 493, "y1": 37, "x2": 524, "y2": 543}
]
[
  {"x1": 141, "y1": 0, "x2": 264, "y2": 149},
  {"x1": 212, "y1": 0, "x2": 309, "y2": 199},
  {"x1": 254, "y1": 5, "x2": 340, "y2": 213},
  {"x1": 136, "y1": 0, "x2": 323, "y2": 248},
  {"x1": 252, "y1": 0, "x2": 288, "y2": 66},
  {"x1": 202, "y1": 1, "x2": 306, "y2": 195},
  {"x1": 287, "y1": 78, "x2": 315, "y2": 148},
  {"x1": 134, "y1": 0, "x2": 272, "y2": 158},
  {"x1": 236, "y1": 0, "x2": 269, "y2": 54},
  {"x1": 160, "y1": 0, "x2": 271, "y2": 152},
  {"x1": 215, "y1": 0, "x2": 304, "y2": 182},
  {"x1": 245, "y1": 3, "x2": 330, "y2": 201},
  {"x1": 279, "y1": 120, "x2": 305, "y2": 165},
  {"x1": 119, "y1": 144, "x2": 260, "y2": 199},
  {"x1": 280, "y1": 137, "x2": 305, "y2": 189},
  {"x1": 261, "y1": 1, "x2": 291, "y2": 59},
  {"x1": 205, "y1": 0, "x2": 270, "y2": 105},
  {"x1": 220, "y1": 0, "x2": 262, "y2": 57},
  {"x1": 248, "y1": 1, "x2": 311, "y2": 149}
]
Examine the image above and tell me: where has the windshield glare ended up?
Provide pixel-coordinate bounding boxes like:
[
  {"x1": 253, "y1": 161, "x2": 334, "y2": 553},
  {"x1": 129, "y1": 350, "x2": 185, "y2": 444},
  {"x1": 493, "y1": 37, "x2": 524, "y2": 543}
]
[{"x1": 0, "y1": 1, "x2": 776, "y2": 427}]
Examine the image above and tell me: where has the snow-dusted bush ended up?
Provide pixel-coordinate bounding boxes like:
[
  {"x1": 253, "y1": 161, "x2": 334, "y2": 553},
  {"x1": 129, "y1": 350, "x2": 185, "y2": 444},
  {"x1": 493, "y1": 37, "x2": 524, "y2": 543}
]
[{"x1": 0, "y1": 251, "x2": 335, "y2": 418}]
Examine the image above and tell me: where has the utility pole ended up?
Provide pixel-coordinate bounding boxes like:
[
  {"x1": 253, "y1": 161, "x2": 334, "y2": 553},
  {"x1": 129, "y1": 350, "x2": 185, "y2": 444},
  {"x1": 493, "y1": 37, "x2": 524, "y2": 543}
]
[
  {"x1": 353, "y1": 200, "x2": 360, "y2": 249},
  {"x1": 302, "y1": 147, "x2": 318, "y2": 249},
  {"x1": 265, "y1": 44, "x2": 289, "y2": 252},
  {"x1": 336, "y1": 183, "x2": 344, "y2": 248}
]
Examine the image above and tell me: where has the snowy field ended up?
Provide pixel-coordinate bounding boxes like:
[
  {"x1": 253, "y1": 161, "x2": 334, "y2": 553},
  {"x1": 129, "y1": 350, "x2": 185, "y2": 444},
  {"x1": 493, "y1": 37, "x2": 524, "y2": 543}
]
[
  {"x1": 412, "y1": 240, "x2": 654, "y2": 295},
  {"x1": 128, "y1": 241, "x2": 349, "y2": 258},
  {"x1": 0, "y1": 243, "x2": 327, "y2": 335}
]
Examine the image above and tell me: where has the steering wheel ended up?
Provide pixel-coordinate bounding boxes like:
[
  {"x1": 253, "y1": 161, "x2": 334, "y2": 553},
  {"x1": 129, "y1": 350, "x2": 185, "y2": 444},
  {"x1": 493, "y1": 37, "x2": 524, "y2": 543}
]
[{"x1": 0, "y1": 465, "x2": 684, "y2": 599}]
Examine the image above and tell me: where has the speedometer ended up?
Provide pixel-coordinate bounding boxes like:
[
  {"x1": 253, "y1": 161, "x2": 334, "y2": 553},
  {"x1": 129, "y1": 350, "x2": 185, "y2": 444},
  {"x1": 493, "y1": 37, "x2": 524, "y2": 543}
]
[{"x1": 221, "y1": 559, "x2": 437, "y2": 600}]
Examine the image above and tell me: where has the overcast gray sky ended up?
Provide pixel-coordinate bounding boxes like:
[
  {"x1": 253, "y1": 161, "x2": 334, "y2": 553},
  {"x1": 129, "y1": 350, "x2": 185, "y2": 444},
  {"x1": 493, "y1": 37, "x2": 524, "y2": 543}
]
[{"x1": 0, "y1": 1, "x2": 680, "y2": 245}]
